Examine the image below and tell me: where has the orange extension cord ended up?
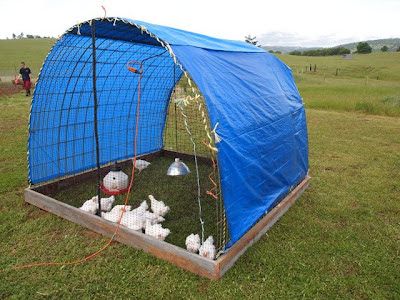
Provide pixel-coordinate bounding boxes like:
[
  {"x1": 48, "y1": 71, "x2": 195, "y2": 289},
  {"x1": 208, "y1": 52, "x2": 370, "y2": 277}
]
[{"x1": 12, "y1": 63, "x2": 143, "y2": 271}]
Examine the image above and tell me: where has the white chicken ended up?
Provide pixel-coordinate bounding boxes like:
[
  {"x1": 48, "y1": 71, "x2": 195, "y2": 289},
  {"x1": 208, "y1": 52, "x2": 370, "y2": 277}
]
[
  {"x1": 110, "y1": 204, "x2": 132, "y2": 213},
  {"x1": 144, "y1": 211, "x2": 165, "y2": 224},
  {"x1": 121, "y1": 212, "x2": 146, "y2": 231},
  {"x1": 134, "y1": 159, "x2": 151, "y2": 172},
  {"x1": 79, "y1": 195, "x2": 115, "y2": 214},
  {"x1": 92, "y1": 195, "x2": 115, "y2": 212},
  {"x1": 144, "y1": 220, "x2": 170, "y2": 241},
  {"x1": 148, "y1": 195, "x2": 170, "y2": 217},
  {"x1": 185, "y1": 233, "x2": 201, "y2": 253},
  {"x1": 130, "y1": 200, "x2": 148, "y2": 214},
  {"x1": 79, "y1": 199, "x2": 98, "y2": 214},
  {"x1": 101, "y1": 205, "x2": 132, "y2": 223},
  {"x1": 199, "y1": 236, "x2": 216, "y2": 260}
]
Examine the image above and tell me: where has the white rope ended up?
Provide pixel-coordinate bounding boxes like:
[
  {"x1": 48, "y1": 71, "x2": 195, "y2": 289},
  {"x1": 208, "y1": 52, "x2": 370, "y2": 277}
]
[{"x1": 174, "y1": 97, "x2": 189, "y2": 108}]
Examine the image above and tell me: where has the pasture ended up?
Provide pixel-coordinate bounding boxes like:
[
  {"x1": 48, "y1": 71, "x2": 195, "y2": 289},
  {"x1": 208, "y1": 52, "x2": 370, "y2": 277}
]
[{"x1": 0, "y1": 39, "x2": 399, "y2": 298}]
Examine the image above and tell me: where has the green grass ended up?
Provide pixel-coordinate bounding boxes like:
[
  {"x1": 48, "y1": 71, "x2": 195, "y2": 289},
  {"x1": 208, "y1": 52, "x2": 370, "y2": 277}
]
[
  {"x1": 0, "y1": 39, "x2": 55, "y2": 77},
  {"x1": 0, "y1": 92, "x2": 399, "y2": 298},
  {"x1": 280, "y1": 52, "x2": 400, "y2": 81},
  {"x1": 0, "y1": 41, "x2": 400, "y2": 298},
  {"x1": 278, "y1": 52, "x2": 400, "y2": 117}
]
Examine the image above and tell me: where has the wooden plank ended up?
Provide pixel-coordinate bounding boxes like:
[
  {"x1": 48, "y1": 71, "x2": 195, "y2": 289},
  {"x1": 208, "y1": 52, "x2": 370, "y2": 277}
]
[
  {"x1": 215, "y1": 175, "x2": 310, "y2": 278},
  {"x1": 24, "y1": 188, "x2": 219, "y2": 279}
]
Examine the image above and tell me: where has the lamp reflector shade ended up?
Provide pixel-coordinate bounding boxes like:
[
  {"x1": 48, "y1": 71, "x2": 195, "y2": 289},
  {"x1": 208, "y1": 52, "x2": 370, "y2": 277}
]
[{"x1": 167, "y1": 158, "x2": 190, "y2": 176}]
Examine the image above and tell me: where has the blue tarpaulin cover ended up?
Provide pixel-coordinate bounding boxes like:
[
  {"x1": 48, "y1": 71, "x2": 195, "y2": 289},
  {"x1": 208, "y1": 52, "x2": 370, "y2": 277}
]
[{"x1": 29, "y1": 18, "x2": 308, "y2": 246}]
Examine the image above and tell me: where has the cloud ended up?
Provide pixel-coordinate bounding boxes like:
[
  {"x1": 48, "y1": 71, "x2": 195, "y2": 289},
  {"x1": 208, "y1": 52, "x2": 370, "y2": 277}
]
[{"x1": 258, "y1": 31, "x2": 382, "y2": 47}]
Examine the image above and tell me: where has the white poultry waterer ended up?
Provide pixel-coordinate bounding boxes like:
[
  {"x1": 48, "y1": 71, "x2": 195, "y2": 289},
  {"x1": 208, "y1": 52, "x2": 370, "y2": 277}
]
[{"x1": 101, "y1": 163, "x2": 129, "y2": 195}]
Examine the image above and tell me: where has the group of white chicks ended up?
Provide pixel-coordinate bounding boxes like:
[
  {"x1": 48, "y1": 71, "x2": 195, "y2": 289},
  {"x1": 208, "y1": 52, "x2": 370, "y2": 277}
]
[
  {"x1": 79, "y1": 156, "x2": 217, "y2": 260},
  {"x1": 79, "y1": 194, "x2": 171, "y2": 241},
  {"x1": 185, "y1": 234, "x2": 216, "y2": 260}
]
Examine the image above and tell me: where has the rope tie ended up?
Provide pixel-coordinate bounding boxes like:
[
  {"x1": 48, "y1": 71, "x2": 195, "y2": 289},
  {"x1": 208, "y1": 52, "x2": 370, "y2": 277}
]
[
  {"x1": 101, "y1": 5, "x2": 106, "y2": 19},
  {"x1": 211, "y1": 122, "x2": 221, "y2": 144}
]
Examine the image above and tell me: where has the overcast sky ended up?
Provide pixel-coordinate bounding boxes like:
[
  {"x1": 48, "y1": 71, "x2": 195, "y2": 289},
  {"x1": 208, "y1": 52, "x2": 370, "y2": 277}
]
[{"x1": 0, "y1": 0, "x2": 399, "y2": 47}]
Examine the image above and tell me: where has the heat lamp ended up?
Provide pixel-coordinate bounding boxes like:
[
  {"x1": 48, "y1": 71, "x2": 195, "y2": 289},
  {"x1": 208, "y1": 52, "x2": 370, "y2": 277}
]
[{"x1": 167, "y1": 158, "x2": 190, "y2": 176}]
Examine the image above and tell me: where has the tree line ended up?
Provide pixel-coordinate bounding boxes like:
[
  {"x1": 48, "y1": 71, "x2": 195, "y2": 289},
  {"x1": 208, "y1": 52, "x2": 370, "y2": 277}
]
[
  {"x1": 10, "y1": 33, "x2": 53, "y2": 39},
  {"x1": 289, "y1": 42, "x2": 400, "y2": 56},
  {"x1": 289, "y1": 46, "x2": 351, "y2": 56}
]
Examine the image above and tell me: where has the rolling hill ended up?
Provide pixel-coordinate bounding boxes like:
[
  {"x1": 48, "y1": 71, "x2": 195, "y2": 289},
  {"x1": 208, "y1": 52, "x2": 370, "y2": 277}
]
[
  {"x1": 338, "y1": 38, "x2": 400, "y2": 52},
  {"x1": 262, "y1": 38, "x2": 400, "y2": 53}
]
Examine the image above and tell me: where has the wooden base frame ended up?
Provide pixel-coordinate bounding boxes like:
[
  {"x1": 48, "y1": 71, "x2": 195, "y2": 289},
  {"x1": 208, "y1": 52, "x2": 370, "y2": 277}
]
[{"x1": 25, "y1": 170, "x2": 310, "y2": 279}]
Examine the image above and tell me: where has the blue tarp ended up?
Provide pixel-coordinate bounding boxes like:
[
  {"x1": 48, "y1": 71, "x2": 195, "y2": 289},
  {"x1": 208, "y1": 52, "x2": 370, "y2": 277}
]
[{"x1": 29, "y1": 18, "x2": 308, "y2": 247}]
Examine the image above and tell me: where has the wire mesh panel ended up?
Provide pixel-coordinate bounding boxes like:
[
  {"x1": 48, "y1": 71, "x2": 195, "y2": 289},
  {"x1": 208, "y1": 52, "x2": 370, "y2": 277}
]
[
  {"x1": 164, "y1": 79, "x2": 209, "y2": 157},
  {"x1": 29, "y1": 32, "x2": 181, "y2": 183},
  {"x1": 163, "y1": 77, "x2": 228, "y2": 252}
]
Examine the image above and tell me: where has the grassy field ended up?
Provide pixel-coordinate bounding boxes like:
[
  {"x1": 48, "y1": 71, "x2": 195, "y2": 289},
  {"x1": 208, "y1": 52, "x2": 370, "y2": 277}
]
[
  {"x1": 278, "y1": 52, "x2": 400, "y2": 117},
  {"x1": 0, "y1": 39, "x2": 399, "y2": 298},
  {"x1": 0, "y1": 39, "x2": 54, "y2": 77},
  {"x1": 1, "y1": 39, "x2": 399, "y2": 116}
]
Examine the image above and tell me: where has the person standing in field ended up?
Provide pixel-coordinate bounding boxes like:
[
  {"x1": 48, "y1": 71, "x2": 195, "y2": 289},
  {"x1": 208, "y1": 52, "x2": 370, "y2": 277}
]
[{"x1": 19, "y1": 62, "x2": 32, "y2": 96}]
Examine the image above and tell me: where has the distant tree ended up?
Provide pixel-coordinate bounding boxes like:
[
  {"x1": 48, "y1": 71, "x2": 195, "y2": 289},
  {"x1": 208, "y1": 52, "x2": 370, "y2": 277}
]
[
  {"x1": 34, "y1": 35, "x2": 41, "y2": 39},
  {"x1": 268, "y1": 50, "x2": 282, "y2": 55},
  {"x1": 296, "y1": 47, "x2": 350, "y2": 57},
  {"x1": 289, "y1": 50, "x2": 302, "y2": 56},
  {"x1": 12, "y1": 33, "x2": 16, "y2": 39},
  {"x1": 17, "y1": 32, "x2": 24, "y2": 39},
  {"x1": 245, "y1": 35, "x2": 259, "y2": 46},
  {"x1": 397, "y1": 46, "x2": 400, "y2": 52},
  {"x1": 356, "y1": 42, "x2": 372, "y2": 54},
  {"x1": 381, "y1": 45, "x2": 389, "y2": 52},
  {"x1": 26, "y1": 34, "x2": 34, "y2": 39},
  {"x1": 302, "y1": 47, "x2": 350, "y2": 56}
]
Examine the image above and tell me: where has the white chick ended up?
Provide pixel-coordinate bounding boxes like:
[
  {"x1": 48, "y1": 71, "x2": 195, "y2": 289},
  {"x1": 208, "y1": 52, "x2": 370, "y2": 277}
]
[
  {"x1": 110, "y1": 205, "x2": 132, "y2": 213},
  {"x1": 102, "y1": 205, "x2": 132, "y2": 223},
  {"x1": 185, "y1": 234, "x2": 201, "y2": 253},
  {"x1": 144, "y1": 211, "x2": 165, "y2": 224},
  {"x1": 121, "y1": 212, "x2": 146, "y2": 231},
  {"x1": 148, "y1": 195, "x2": 170, "y2": 217},
  {"x1": 90, "y1": 195, "x2": 115, "y2": 212},
  {"x1": 144, "y1": 220, "x2": 170, "y2": 241},
  {"x1": 131, "y1": 200, "x2": 148, "y2": 215},
  {"x1": 79, "y1": 199, "x2": 98, "y2": 214},
  {"x1": 199, "y1": 236, "x2": 216, "y2": 260},
  {"x1": 134, "y1": 159, "x2": 151, "y2": 172},
  {"x1": 101, "y1": 211, "x2": 119, "y2": 223}
]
